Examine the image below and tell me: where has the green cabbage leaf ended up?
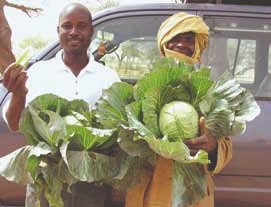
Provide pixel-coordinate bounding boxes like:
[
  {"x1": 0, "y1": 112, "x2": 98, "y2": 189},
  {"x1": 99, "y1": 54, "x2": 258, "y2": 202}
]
[{"x1": 95, "y1": 58, "x2": 260, "y2": 206}]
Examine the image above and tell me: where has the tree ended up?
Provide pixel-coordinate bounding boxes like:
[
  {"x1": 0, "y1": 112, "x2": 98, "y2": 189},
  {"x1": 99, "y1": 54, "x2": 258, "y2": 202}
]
[
  {"x1": 19, "y1": 35, "x2": 51, "y2": 54},
  {"x1": 121, "y1": 41, "x2": 142, "y2": 71},
  {"x1": 0, "y1": 0, "x2": 41, "y2": 73},
  {"x1": 114, "y1": 49, "x2": 127, "y2": 69},
  {"x1": 95, "y1": 0, "x2": 119, "y2": 11}
]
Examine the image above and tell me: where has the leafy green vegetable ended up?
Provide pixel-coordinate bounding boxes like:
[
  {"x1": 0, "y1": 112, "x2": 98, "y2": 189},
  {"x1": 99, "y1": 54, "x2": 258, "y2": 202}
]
[
  {"x1": 60, "y1": 147, "x2": 121, "y2": 182},
  {"x1": 172, "y1": 163, "x2": 207, "y2": 206},
  {"x1": 105, "y1": 155, "x2": 152, "y2": 192},
  {"x1": 142, "y1": 86, "x2": 176, "y2": 137},
  {"x1": 95, "y1": 57, "x2": 260, "y2": 207},
  {"x1": 134, "y1": 59, "x2": 193, "y2": 101},
  {"x1": 15, "y1": 48, "x2": 32, "y2": 68},
  {"x1": 1, "y1": 57, "x2": 261, "y2": 207},
  {"x1": 96, "y1": 82, "x2": 134, "y2": 128},
  {"x1": 0, "y1": 94, "x2": 131, "y2": 207},
  {"x1": 0, "y1": 146, "x2": 33, "y2": 184},
  {"x1": 159, "y1": 101, "x2": 199, "y2": 141},
  {"x1": 199, "y1": 71, "x2": 260, "y2": 138},
  {"x1": 125, "y1": 103, "x2": 208, "y2": 165}
]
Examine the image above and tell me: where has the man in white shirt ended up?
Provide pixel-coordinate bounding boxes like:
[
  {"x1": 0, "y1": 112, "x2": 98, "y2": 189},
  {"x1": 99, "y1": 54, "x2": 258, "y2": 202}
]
[{"x1": 2, "y1": 3, "x2": 120, "y2": 207}]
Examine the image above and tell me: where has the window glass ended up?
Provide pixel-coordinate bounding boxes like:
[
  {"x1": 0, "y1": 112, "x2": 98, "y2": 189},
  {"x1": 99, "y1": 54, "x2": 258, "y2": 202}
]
[
  {"x1": 90, "y1": 15, "x2": 271, "y2": 97},
  {"x1": 100, "y1": 38, "x2": 160, "y2": 80},
  {"x1": 204, "y1": 16, "x2": 271, "y2": 96},
  {"x1": 90, "y1": 15, "x2": 171, "y2": 81},
  {"x1": 230, "y1": 39, "x2": 256, "y2": 84},
  {"x1": 269, "y1": 44, "x2": 271, "y2": 73},
  {"x1": 256, "y1": 43, "x2": 271, "y2": 97}
]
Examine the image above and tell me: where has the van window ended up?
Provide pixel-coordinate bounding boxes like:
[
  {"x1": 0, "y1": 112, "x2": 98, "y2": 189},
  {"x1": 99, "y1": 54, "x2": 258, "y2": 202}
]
[
  {"x1": 90, "y1": 14, "x2": 271, "y2": 97},
  {"x1": 228, "y1": 38, "x2": 256, "y2": 84},
  {"x1": 95, "y1": 38, "x2": 160, "y2": 80},
  {"x1": 204, "y1": 16, "x2": 271, "y2": 97},
  {"x1": 269, "y1": 43, "x2": 271, "y2": 73},
  {"x1": 255, "y1": 43, "x2": 271, "y2": 97},
  {"x1": 90, "y1": 16, "x2": 168, "y2": 81}
]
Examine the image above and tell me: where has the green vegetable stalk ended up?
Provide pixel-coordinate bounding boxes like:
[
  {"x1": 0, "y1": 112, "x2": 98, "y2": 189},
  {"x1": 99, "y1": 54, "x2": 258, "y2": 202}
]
[{"x1": 15, "y1": 48, "x2": 32, "y2": 68}]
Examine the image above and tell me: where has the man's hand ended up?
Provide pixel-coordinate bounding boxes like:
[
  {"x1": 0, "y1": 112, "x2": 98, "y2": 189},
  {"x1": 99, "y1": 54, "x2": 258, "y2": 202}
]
[
  {"x1": 184, "y1": 117, "x2": 218, "y2": 156},
  {"x1": 2, "y1": 63, "x2": 28, "y2": 131},
  {"x1": 3, "y1": 63, "x2": 28, "y2": 97}
]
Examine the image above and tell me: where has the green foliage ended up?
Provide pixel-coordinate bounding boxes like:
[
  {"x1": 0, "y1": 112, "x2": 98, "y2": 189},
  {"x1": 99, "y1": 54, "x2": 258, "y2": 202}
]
[
  {"x1": 0, "y1": 94, "x2": 137, "y2": 207},
  {"x1": 199, "y1": 70, "x2": 260, "y2": 138},
  {"x1": 95, "y1": 57, "x2": 260, "y2": 206},
  {"x1": 0, "y1": 57, "x2": 260, "y2": 207},
  {"x1": 96, "y1": 82, "x2": 134, "y2": 128},
  {"x1": 19, "y1": 36, "x2": 51, "y2": 51},
  {"x1": 91, "y1": 0, "x2": 119, "y2": 12},
  {"x1": 159, "y1": 101, "x2": 199, "y2": 141}
]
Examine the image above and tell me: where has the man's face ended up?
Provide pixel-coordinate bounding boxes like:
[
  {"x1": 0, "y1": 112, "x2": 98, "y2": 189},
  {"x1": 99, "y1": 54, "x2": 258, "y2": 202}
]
[
  {"x1": 166, "y1": 32, "x2": 195, "y2": 57},
  {"x1": 58, "y1": 8, "x2": 93, "y2": 54}
]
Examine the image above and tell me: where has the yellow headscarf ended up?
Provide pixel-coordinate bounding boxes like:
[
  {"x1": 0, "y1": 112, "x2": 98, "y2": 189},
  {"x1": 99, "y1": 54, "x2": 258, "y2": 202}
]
[{"x1": 157, "y1": 12, "x2": 209, "y2": 64}]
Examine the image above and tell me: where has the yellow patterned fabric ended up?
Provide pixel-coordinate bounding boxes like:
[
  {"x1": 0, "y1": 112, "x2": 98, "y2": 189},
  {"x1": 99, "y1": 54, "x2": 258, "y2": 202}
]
[
  {"x1": 125, "y1": 138, "x2": 232, "y2": 207},
  {"x1": 157, "y1": 12, "x2": 209, "y2": 64},
  {"x1": 211, "y1": 137, "x2": 233, "y2": 175}
]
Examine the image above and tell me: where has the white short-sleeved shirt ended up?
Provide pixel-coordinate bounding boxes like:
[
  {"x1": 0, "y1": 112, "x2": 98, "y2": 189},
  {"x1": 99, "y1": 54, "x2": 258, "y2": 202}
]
[
  {"x1": 26, "y1": 50, "x2": 120, "y2": 106},
  {"x1": 2, "y1": 50, "x2": 120, "y2": 126}
]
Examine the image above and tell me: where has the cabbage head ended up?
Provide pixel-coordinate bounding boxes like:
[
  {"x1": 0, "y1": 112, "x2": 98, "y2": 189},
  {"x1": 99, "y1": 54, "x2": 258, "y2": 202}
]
[{"x1": 159, "y1": 101, "x2": 199, "y2": 141}]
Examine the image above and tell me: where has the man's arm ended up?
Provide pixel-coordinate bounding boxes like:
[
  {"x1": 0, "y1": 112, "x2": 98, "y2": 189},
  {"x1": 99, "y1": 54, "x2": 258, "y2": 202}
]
[
  {"x1": 184, "y1": 117, "x2": 218, "y2": 156},
  {"x1": 184, "y1": 117, "x2": 232, "y2": 172},
  {"x1": 5, "y1": 94, "x2": 26, "y2": 131},
  {"x1": 3, "y1": 63, "x2": 28, "y2": 131}
]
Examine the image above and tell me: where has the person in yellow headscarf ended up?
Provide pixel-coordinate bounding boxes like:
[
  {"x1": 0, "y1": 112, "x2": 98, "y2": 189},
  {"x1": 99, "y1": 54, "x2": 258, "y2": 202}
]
[
  {"x1": 157, "y1": 12, "x2": 209, "y2": 65},
  {"x1": 125, "y1": 12, "x2": 232, "y2": 207}
]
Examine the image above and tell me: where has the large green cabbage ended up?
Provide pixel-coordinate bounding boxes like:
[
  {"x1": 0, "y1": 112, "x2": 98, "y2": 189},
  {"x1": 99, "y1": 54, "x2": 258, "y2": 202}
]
[
  {"x1": 159, "y1": 101, "x2": 199, "y2": 141},
  {"x1": 0, "y1": 94, "x2": 144, "y2": 207},
  {"x1": 95, "y1": 58, "x2": 260, "y2": 207}
]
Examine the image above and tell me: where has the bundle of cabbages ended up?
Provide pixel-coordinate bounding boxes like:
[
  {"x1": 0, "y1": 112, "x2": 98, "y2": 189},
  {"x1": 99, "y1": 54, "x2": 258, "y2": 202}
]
[
  {"x1": 0, "y1": 94, "x2": 147, "y2": 207},
  {"x1": 95, "y1": 58, "x2": 261, "y2": 207}
]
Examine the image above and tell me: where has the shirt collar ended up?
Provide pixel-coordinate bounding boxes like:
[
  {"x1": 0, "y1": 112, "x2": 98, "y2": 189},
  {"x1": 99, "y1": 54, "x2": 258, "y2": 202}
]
[{"x1": 56, "y1": 50, "x2": 98, "y2": 73}]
